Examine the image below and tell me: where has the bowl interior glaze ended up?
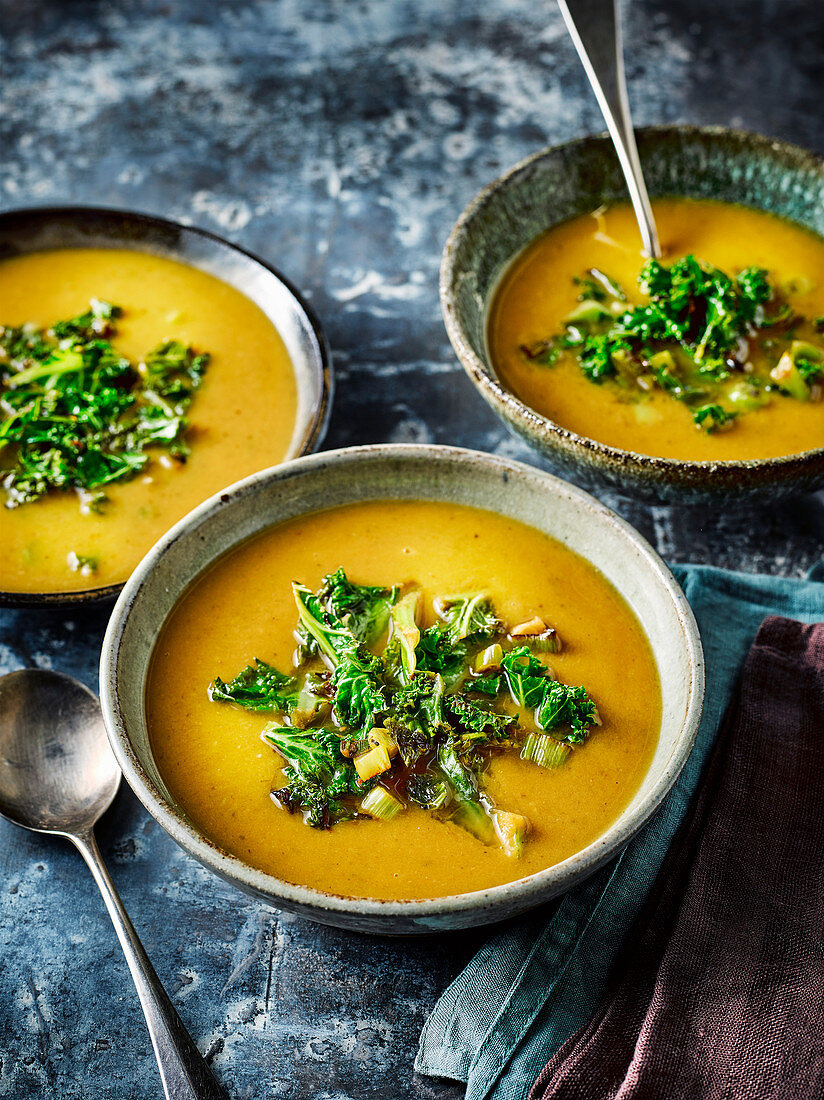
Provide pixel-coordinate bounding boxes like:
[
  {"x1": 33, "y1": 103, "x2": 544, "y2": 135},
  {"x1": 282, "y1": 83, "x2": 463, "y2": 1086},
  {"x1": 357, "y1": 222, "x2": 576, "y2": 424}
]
[
  {"x1": 441, "y1": 126, "x2": 824, "y2": 503},
  {"x1": 0, "y1": 205, "x2": 332, "y2": 608},
  {"x1": 100, "y1": 445, "x2": 704, "y2": 935}
]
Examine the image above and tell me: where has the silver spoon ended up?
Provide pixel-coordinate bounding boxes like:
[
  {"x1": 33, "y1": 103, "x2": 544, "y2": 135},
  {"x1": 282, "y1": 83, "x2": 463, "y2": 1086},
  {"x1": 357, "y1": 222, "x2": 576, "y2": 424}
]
[
  {"x1": 0, "y1": 668, "x2": 226, "y2": 1100},
  {"x1": 557, "y1": 0, "x2": 662, "y2": 258}
]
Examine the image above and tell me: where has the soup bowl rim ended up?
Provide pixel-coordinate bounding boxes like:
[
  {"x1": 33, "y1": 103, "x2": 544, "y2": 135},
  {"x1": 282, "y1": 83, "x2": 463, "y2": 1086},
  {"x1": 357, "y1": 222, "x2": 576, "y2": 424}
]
[
  {"x1": 0, "y1": 202, "x2": 332, "y2": 609},
  {"x1": 440, "y1": 123, "x2": 824, "y2": 499},
  {"x1": 99, "y1": 442, "x2": 704, "y2": 933}
]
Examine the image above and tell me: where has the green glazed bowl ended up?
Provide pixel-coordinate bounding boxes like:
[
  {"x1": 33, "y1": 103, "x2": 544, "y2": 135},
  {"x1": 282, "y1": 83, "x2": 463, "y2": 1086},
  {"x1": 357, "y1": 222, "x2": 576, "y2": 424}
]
[{"x1": 441, "y1": 125, "x2": 824, "y2": 503}]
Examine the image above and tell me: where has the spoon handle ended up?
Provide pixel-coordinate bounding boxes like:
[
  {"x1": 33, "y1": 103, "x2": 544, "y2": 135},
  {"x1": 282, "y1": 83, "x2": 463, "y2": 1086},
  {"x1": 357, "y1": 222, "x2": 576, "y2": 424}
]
[
  {"x1": 556, "y1": 0, "x2": 661, "y2": 258},
  {"x1": 72, "y1": 830, "x2": 226, "y2": 1100}
]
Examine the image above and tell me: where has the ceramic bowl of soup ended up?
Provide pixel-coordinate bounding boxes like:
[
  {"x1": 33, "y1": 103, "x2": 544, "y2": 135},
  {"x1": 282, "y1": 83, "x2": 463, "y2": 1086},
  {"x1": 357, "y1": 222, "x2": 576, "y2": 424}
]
[
  {"x1": 442, "y1": 126, "x2": 824, "y2": 502},
  {"x1": 100, "y1": 444, "x2": 703, "y2": 934},
  {"x1": 0, "y1": 206, "x2": 331, "y2": 606}
]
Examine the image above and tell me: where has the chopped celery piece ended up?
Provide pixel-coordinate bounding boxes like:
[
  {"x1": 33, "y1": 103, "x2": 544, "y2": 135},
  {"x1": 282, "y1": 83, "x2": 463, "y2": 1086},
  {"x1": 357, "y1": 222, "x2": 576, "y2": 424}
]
[
  {"x1": 516, "y1": 628, "x2": 561, "y2": 654},
  {"x1": 790, "y1": 340, "x2": 823, "y2": 361},
  {"x1": 520, "y1": 732, "x2": 572, "y2": 769},
  {"x1": 451, "y1": 798, "x2": 497, "y2": 846},
  {"x1": 492, "y1": 810, "x2": 530, "y2": 858},
  {"x1": 367, "y1": 727, "x2": 399, "y2": 759},
  {"x1": 474, "y1": 642, "x2": 503, "y2": 674},
  {"x1": 354, "y1": 743, "x2": 392, "y2": 781},
  {"x1": 648, "y1": 349, "x2": 678, "y2": 374},
  {"x1": 360, "y1": 785, "x2": 404, "y2": 820},
  {"x1": 770, "y1": 352, "x2": 809, "y2": 401},
  {"x1": 387, "y1": 588, "x2": 421, "y2": 684},
  {"x1": 563, "y1": 299, "x2": 611, "y2": 325},
  {"x1": 727, "y1": 381, "x2": 769, "y2": 411}
]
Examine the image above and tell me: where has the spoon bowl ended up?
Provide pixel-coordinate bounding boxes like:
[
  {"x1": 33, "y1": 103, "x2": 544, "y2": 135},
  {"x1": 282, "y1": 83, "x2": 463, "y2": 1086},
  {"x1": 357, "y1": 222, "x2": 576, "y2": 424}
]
[{"x1": 0, "y1": 669, "x2": 119, "y2": 835}]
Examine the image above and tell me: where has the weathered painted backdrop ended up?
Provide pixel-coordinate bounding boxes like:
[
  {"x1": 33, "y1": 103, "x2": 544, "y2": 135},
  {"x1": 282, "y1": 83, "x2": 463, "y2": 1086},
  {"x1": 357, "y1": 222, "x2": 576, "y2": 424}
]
[{"x1": 1, "y1": 0, "x2": 823, "y2": 1097}]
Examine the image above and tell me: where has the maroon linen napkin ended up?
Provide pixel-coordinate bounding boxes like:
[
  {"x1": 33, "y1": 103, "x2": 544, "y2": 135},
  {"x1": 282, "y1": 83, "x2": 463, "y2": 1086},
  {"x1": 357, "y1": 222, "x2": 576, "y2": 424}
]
[{"x1": 530, "y1": 615, "x2": 824, "y2": 1100}]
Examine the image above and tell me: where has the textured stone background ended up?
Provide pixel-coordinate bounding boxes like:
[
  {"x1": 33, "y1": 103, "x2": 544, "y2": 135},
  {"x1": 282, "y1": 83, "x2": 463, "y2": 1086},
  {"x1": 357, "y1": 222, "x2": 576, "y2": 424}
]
[{"x1": 1, "y1": 1, "x2": 823, "y2": 1097}]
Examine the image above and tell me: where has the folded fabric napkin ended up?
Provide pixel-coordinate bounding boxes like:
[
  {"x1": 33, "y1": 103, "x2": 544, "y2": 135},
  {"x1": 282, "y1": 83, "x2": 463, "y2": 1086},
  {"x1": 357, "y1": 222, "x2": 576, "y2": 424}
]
[
  {"x1": 416, "y1": 562, "x2": 824, "y2": 1100},
  {"x1": 531, "y1": 614, "x2": 824, "y2": 1100}
]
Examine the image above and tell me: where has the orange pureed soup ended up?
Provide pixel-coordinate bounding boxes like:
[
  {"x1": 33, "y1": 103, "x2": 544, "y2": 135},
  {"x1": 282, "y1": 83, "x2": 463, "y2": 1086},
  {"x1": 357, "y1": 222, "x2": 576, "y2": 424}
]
[
  {"x1": 0, "y1": 248, "x2": 297, "y2": 593},
  {"x1": 489, "y1": 199, "x2": 824, "y2": 461},
  {"x1": 146, "y1": 500, "x2": 661, "y2": 901}
]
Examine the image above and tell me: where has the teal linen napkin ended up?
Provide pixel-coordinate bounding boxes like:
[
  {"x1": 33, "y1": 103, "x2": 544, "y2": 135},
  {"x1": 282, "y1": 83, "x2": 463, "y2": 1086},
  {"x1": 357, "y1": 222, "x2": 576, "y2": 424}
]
[{"x1": 416, "y1": 562, "x2": 824, "y2": 1100}]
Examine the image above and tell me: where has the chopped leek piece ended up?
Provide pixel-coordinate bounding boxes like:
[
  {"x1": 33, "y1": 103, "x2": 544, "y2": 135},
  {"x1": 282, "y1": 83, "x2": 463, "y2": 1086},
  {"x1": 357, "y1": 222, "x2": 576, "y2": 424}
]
[
  {"x1": 526, "y1": 631, "x2": 561, "y2": 655},
  {"x1": 633, "y1": 402, "x2": 663, "y2": 425},
  {"x1": 387, "y1": 588, "x2": 421, "y2": 684},
  {"x1": 563, "y1": 299, "x2": 611, "y2": 325},
  {"x1": 474, "y1": 642, "x2": 503, "y2": 674},
  {"x1": 727, "y1": 381, "x2": 769, "y2": 411},
  {"x1": 510, "y1": 616, "x2": 546, "y2": 637},
  {"x1": 451, "y1": 798, "x2": 497, "y2": 846},
  {"x1": 360, "y1": 785, "x2": 404, "y2": 820},
  {"x1": 367, "y1": 727, "x2": 399, "y2": 759},
  {"x1": 771, "y1": 352, "x2": 809, "y2": 401},
  {"x1": 492, "y1": 810, "x2": 530, "y2": 858},
  {"x1": 648, "y1": 349, "x2": 678, "y2": 373},
  {"x1": 520, "y1": 732, "x2": 572, "y2": 769},
  {"x1": 354, "y1": 743, "x2": 392, "y2": 781}
]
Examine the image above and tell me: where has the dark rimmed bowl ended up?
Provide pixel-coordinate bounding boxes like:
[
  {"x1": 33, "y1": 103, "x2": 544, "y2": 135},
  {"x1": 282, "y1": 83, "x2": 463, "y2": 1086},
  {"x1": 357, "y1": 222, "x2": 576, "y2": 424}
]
[
  {"x1": 100, "y1": 444, "x2": 704, "y2": 935},
  {"x1": 441, "y1": 125, "x2": 824, "y2": 504},
  {"x1": 0, "y1": 205, "x2": 332, "y2": 608}
]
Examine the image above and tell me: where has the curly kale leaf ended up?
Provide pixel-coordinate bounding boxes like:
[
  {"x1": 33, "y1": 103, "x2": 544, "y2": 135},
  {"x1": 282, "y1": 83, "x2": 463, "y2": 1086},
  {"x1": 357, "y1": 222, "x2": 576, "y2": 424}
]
[
  {"x1": 535, "y1": 681, "x2": 597, "y2": 744},
  {"x1": 531, "y1": 256, "x2": 797, "y2": 427},
  {"x1": 50, "y1": 298, "x2": 121, "y2": 341},
  {"x1": 501, "y1": 646, "x2": 550, "y2": 709},
  {"x1": 634, "y1": 256, "x2": 773, "y2": 376},
  {"x1": 0, "y1": 303, "x2": 210, "y2": 508},
  {"x1": 415, "y1": 593, "x2": 500, "y2": 680},
  {"x1": 384, "y1": 713, "x2": 430, "y2": 766},
  {"x1": 292, "y1": 582, "x2": 352, "y2": 664},
  {"x1": 692, "y1": 403, "x2": 737, "y2": 432},
  {"x1": 331, "y1": 640, "x2": 385, "y2": 732},
  {"x1": 415, "y1": 623, "x2": 467, "y2": 678},
  {"x1": 263, "y1": 724, "x2": 366, "y2": 827},
  {"x1": 406, "y1": 771, "x2": 451, "y2": 809},
  {"x1": 444, "y1": 693, "x2": 515, "y2": 743},
  {"x1": 317, "y1": 567, "x2": 398, "y2": 645},
  {"x1": 141, "y1": 340, "x2": 209, "y2": 408},
  {"x1": 393, "y1": 672, "x2": 450, "y2": 739},
  {"x1": 502, "y1": 646, "x2": 596, "y2": 744},
  {"x1": 437, "y1": 593, "x2": 501, "y2": 646},
  {"x1": 210, "y1": 659, "x2": 298, "y2": 712}
]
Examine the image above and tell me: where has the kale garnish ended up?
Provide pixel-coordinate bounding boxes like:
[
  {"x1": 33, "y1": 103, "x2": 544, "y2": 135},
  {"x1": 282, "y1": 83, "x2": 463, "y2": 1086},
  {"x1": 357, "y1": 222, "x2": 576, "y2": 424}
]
[
  {"x1": 209, "y1": 570, "x2": 600, "y2": 854},
  {"x1": 210, "y1": 659, "x2": 298, "y2": 712},
  {"x1": 0, "y1": 301, "x2": 210, "y2": 509},
  {"x1": 523, "y1": 253, "x2": 824, "y2": 432}
]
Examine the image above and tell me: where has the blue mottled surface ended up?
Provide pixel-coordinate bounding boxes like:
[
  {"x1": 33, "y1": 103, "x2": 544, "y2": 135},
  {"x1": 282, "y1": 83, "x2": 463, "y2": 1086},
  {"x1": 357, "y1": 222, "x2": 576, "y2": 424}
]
[{"x1": 1, "y1": 1, "x2": 823, "y2": 1096}]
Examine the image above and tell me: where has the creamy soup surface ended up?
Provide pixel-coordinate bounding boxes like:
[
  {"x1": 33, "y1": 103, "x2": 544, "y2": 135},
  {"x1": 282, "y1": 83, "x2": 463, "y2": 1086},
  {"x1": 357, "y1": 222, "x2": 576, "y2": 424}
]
[
  {"x1": 489, "y1": 199, "x2": 824, "y2": 460},
  {"x1": 146, "y1": 500, "x2": 661, "y2": 901},
  {"x1": 0, "y1": 248, "x2": 298, "y2": 593}
]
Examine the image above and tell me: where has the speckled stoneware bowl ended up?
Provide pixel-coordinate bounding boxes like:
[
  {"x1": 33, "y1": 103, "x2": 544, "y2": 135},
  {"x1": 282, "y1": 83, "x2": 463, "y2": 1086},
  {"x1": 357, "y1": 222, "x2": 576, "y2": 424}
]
[
  {"x1": 442, "y1": 126, "x2": 824, "y2": 503},
  {"x1": 100, "y1": 444, "x2": 704, "y2": 935},
  {"x1": 0, "y1": 205, "x2": 332, "y2": 608}
]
